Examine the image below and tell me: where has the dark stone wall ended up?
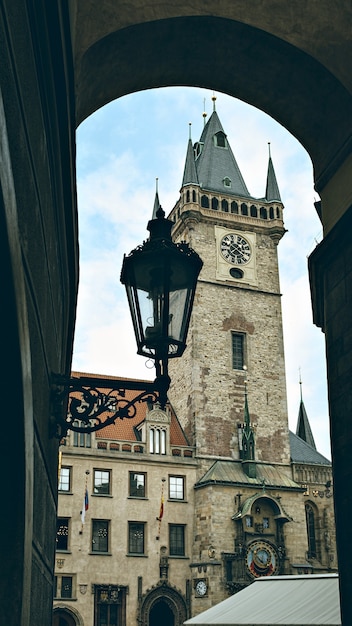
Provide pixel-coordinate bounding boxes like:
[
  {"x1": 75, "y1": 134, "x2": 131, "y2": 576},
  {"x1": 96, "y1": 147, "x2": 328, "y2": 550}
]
[
  {"x1": 0, "y1": 2, "x2": 77, "y2": 624},
  {"x1": 309, "y1": 206, "x2": 352, "y2": 625}
]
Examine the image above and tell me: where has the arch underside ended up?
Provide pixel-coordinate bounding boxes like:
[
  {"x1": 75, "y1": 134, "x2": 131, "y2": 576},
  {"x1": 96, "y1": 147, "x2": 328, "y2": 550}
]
[{"x1": 76, "y1": 16, "x2": 352, "y2": 191}]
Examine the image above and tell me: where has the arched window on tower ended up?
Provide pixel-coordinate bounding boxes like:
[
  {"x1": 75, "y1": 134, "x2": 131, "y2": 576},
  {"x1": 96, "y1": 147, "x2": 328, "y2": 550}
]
[
  {"x1": 269, "y1": 206, "x2": 275, "y2": 219},
  {"x1": 231, "y1": 201, "x2": 239, "y2": 214},
  {"x1": 241, "y1": 203, "x2": 248, "y2": 216},
  {"x1": 186, "y1": 190, "x2": 190, "y2": 203},
  {"x1": 201, "y1": 195, "x2": 209, "y2": 208},
  {"x1": 250, "y1": 205, "x2": 257, "y2": 217},
  {"x1": 305, "y1": 503, "x2": 317, "y2": 558},
  {"x1": 260, "y1": 206, "x2": 268, "y2": 219},
  {"x1": 221, "y1": 199, "x2": 229, "y2": 212},
  {"x1": 192, "y1": 189, "x2": 197, "y2": 202},
  {"x1": 212, "y1": 197, "x2": 219, "y2": 210}
]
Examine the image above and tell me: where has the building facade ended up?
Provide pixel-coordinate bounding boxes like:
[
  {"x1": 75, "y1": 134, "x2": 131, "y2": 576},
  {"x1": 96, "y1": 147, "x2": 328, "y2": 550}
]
[{"x1": 53, "y1": 105, "x2": 336, "y2": 626}]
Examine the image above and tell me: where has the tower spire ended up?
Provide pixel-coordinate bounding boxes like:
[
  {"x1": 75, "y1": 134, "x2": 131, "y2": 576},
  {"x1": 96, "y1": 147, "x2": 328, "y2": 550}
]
[
  {"x1": 152, "y1": 178, "x2": 162, "y2": 219},
  {"x1": 265, "y1": 143, "x2": 282, "y2": 202},
  {"x1": 181, "y1": 124, "x2": 199, "y2": 187},
  {"x1": 296, "y1": 371, "x2": 316, "y2": 449}
]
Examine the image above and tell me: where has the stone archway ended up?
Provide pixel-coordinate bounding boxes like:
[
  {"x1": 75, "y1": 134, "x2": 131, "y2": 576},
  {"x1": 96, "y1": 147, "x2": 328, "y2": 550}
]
[
  {"x1": 53, "y1": 606, "x2": 83, "y2": 626},
  {"x1": 149, "y1": 598, "x2": 175, "y2": 626},
  {"x1": 139, "y1": 581, "x2": 188, "y2": 626}
]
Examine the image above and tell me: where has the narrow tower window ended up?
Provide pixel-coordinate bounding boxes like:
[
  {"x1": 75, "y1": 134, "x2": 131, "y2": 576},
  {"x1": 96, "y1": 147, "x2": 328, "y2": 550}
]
[
  {"x1": 232, "y1": 333, "x2": 245, "y2": 370},
  {"x1": 305, "y1": 503, "x2": 317, "y2": 558}
]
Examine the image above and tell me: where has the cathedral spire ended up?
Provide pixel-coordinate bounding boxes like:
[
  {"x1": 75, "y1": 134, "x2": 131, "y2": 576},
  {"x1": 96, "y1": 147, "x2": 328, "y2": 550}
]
[
  {"x1": 265, "y1": 143, "x2": 282, "y2": 202},
  {"x1": 296, "y1": 372, "x2": 316, "y2": 449}
]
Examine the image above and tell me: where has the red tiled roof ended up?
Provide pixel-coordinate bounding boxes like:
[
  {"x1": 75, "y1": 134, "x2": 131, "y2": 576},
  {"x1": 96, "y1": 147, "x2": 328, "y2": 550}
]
[{"x1": 70, "y1": 371, "x2": 189, "y2": 446}]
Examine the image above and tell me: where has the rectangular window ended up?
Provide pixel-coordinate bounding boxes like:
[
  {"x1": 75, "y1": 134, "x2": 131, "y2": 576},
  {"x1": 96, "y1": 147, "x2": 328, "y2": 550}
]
[
  {"x1": 94, "y1": 585, "x2": 126, "y2": 626},
  {"x1": 54, "y1": 575, "x2": 75, "y2": 599},
  {"x1": 92, "y1": 520, "x2": 109, "y2": 553},
  {"x1": 94, "y1": 469, "x2": 111, "y2": 495},
  {"x1": 169, "y1": 475, "x2": 185, "y2": 500},
  {"x1": 73, "y1": 421, "x2": 91, "y2": 447},
  {"x1": 129, "y1": 472, "x2": 146, "y2": 498},
  {"x1": 169, "y1": 524, "x2": 185, "y2": 556},
  {"x1": 56, "y1": 518, "x2": 69, "y2": 551},
  {"x1": 128, "y1": 522, "x2": 145, "y2": 555},
  {"x1": 232, "y1": 332, "x2": 245, "y2": 370},
  {"x1": 245, "y1": 515, "x2": 253, "y2": 528},
  {"x1": 58, "y1": 466, "x2": 71, "y2": 492}
]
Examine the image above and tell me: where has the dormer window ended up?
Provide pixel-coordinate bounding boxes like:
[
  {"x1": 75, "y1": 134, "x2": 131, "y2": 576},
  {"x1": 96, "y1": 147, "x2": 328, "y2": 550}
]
[
  {"x1": 149, "y1": 427, "x2": 166, "y2": 454},
  {"x1": 223, "y1": 177, "x2": 231, "y2": 188},
  {"x1": 214, "y1": 131, "x2": 227, "y2": 148},
  {"x1": 194, "y1": 142, "x2": 203, "y2": 158}
]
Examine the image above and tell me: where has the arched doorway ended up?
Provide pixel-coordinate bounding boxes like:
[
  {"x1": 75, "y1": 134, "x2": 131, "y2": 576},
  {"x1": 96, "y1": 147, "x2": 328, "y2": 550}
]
[
  {"x1": 53, "y1": 607, "x2": 81, "y2": 626},
  {"x1": 149, "y1": 599, "x2": 175, "y2": 626},
  {"x1": 139, "y1": 582, "x2": 187, "y2": 626}
]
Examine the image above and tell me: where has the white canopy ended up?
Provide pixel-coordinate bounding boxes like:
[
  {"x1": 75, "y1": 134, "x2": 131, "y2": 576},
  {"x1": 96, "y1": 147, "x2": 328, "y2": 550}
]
[{"x1": 185, "y1": 574, "x2": 341, "y2": 626}]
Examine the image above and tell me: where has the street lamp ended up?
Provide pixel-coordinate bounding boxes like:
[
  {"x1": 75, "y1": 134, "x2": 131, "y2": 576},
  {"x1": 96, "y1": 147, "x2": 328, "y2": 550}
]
[{"x1": 51, "y1": 203, "x2": 203, "y2": 438}]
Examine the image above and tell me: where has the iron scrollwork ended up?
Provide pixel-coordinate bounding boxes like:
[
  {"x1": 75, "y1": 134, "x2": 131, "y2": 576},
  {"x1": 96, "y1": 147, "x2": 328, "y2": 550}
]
[{"x1": 51, "y1": 374, "x2": 163, "y2": 438}]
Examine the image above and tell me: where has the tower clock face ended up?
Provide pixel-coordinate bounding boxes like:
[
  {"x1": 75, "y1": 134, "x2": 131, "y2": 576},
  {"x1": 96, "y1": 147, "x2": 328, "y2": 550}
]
[
  {"x1": 195, "y1": 579, "x2": 208, "y2": 597},
  {"x1": 245, "y1": 541, "x2": 279, "y2": 578},
  {"x1": 220, "y1": 233, "x2": 252, "y2": 265}
]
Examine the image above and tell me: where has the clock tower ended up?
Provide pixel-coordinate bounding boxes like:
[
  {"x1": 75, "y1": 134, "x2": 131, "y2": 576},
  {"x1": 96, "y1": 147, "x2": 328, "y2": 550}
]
[{"x1": 168, "y1": 99, "x2": 290, "y2": 466}]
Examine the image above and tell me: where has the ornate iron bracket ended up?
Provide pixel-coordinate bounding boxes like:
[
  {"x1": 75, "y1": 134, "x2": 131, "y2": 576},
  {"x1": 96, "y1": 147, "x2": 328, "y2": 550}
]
[{"x1": 50, "y1": 372, "x2": 170, "y2": 439}]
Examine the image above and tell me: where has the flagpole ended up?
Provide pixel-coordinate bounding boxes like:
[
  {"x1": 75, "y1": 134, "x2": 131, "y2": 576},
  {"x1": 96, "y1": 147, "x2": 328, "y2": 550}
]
[
  {"x1": 80, "y1": 470, "x2": 90, "y2": 533},
  {"x1": 156, "y1": 478, "x2": 166, "y2": 540}
]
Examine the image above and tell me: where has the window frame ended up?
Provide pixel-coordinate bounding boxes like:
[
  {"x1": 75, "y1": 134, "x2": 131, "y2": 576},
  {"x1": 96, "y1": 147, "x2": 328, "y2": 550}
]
[
  {"x1": 169, "y1": 523, "x2": 186, "y2": 557},
  {"x1": 231, "y1": 332, "x2": 246, "y2": 370},
  {"x1": 128, "y1": 521, "x2": 146, "y2": 555},
  {"x1": 54, "y1": 574, "x2": 76, "y2": 599},
  {"x1": 58, "y1": 466, "x2": 71, "y2": 492},
  {"x1": 56, "y1": 517, "x2": 70, "y2": 552},
  {"x1": 169, "y1": 475, "x2": 185, "y2": 501},
  {"x1": 73, "y1": 421, "x2": 91, "y2": 447},
  {"x1": 91, "y1": 519, "x2": 110, "y2": 554},
  {"x1": 93, "y1": 468, "x2": 111, "y2": 495},
  {"x1": 129, "y1": 472, "x2": 147, "y2": 498}
]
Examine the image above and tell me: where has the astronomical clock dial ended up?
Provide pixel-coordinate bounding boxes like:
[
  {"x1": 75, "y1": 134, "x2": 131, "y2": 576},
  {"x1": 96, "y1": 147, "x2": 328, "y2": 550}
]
[
  {"x1": 246, "y1": 541, "x2": 279, "y2": 578},
  {"x1": 220, "y1": 233, "x2": 252, "y2": 265},
  {"x1": 195, "y1": 579, "x2": 208, "y2": 597}
]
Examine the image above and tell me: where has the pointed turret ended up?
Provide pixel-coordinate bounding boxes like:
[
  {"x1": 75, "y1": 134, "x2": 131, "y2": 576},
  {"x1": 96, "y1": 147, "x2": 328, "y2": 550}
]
[
  {"x1": 152, "y1": 178, "x2": 161, "y2": 219},
  {"x1": 296, "y1": 375, "x2": 316, "y2": 450},
  {"x1": 182, "y1": 124, "x2": 199, "y2": 187},
  {"x1": 192, "y1": 97, "x2": 250, "y2": 197},
  {"x1": 240, "y1": 377, "x2": 256, "y2": 478},
  {"x1": 265, "y1": 144, "x2": 282, "y2": 202}
]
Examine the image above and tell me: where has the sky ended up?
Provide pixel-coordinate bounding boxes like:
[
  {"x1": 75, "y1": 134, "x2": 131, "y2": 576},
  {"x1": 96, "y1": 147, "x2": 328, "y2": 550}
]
[{"x1": 73, "y1": 86, "x2": 331, "y2": 459}]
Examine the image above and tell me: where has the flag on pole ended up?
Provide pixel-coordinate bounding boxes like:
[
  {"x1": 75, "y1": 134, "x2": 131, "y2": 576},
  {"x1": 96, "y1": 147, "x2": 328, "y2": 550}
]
[
  {"x1": 81, "y1": 487, "x2": 89, "y2": 524},
  {"x1": 157, "y1": 495, "x2": 164, "y2": 522}
]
